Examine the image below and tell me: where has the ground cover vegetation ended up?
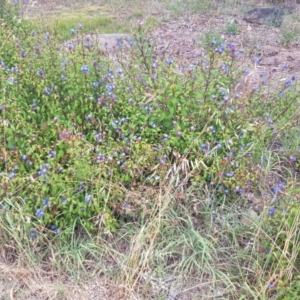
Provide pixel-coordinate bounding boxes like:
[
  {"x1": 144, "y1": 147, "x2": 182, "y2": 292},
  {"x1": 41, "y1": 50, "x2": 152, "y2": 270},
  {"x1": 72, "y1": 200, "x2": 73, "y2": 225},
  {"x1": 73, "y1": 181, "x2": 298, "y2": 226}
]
[{"x1": 1, "y1": 0, "x2": 300, "y2": 299}]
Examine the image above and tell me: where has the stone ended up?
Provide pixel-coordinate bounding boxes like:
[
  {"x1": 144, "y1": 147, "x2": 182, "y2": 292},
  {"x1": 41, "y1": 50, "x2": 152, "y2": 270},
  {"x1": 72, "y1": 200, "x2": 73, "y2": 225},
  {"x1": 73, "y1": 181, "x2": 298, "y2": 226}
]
[
  {"x1": 243, "y1": 6, "x2": 294, "y2": 26},
  {"x1": 61, "y1": 33, "x2": 135, "y2": 53},
  {"x1": 240, "y1": 209, "x2": 259, "y2": 226}
]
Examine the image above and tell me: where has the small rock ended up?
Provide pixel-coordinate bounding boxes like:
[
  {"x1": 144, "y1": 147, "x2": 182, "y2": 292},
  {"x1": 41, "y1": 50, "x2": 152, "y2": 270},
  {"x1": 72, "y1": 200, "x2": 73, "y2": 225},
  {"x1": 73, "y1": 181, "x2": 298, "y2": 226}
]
[
  {"x1": 241, "y1": 209, "x2": 259, "y2": 226},
  {"x1": 61, "y1": 33, "x2": 135, "y2": 53},
  {"x1": 243, "y1": 7, "x2": 294, "y2": 26}
]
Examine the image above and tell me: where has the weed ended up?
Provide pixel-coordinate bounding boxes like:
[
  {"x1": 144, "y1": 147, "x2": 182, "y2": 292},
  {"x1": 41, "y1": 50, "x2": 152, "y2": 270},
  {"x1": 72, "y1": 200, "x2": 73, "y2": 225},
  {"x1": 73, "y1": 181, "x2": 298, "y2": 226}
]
[{"x1": 225, "y1": 21, "x2": 238, "y2": 35}]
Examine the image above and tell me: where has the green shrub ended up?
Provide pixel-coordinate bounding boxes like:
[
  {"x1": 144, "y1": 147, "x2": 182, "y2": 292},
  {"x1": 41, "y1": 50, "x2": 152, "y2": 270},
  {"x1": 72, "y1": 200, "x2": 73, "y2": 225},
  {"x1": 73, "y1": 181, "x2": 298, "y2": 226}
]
[{"x1": 0, "y1": 20, "x2": 298, "y2": 235}]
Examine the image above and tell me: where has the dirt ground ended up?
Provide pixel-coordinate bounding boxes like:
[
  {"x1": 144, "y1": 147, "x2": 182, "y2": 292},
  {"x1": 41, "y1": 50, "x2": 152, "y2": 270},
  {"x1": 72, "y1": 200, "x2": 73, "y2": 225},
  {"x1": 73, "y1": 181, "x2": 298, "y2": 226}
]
[{"x1": 21, "y1": 0, "x2": 300, "y2": 91}]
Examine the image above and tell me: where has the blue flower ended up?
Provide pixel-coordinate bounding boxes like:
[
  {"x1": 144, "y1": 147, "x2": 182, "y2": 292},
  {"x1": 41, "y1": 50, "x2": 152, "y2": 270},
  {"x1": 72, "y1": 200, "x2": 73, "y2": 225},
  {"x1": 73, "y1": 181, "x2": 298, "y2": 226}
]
[
  {"x1": 9, "y1": 171, "x2": 15, "y2": 180},
  {"x1": 36, "y1": 209, "x2": 44, "y2": 218},
  {"x1": 268, "y1": 208, "x2": 276, "y2": 216},
  {"x1": 285, "y1": 79, "x2": 292, "y2": 88},
  {"x1": 80, "y1": 65, "x2": 89, "y2": 74},
  {"x1": 43, "y1": 198, "x2": 50, "y2": 207},
  {"x1": 225, "y1": 171, "x2": 234, "y2": 178},
  {"x1": 253, "y1": 57, "x2": 260, "y2": 64},
  {"x1": 50, "y1": 225, "x2": 57, "y2": 230},
  {"x1": 273, "y1": 183, "x2": 284, "y2": 194},
  {"x1": 20, "y1": 50, "x2": 27, "y2": 58},
  {"x1": 78, "y1": 182, "x2": 84, "y2": 191},
  {"x1": 36, "y1": 68, "x2": 46, "y2": 79},
  {"x1": 61, "y1": 196, "x2": 67, "y2": 203},
  {"x1": 29, "y1": 231, "x2": 36, "y2": 238},
  {"x1": 269, "y1": 283, "x2": 275, "y2": 290},
  {"x1": 86, "y1": 114, "x2": 92, "y2": 122},
  {"x1": 166, "y1": 57, "x2": 173, "y2": 65},
  {"x1": 85, "y1": 194, "x2": 92, "y2": 203},
  {"x1": 124, "y1": 203, "x2": 131, "y2": 209},
  {"x1": 49, "y1": 150, "x2": 56, "y2": 158},
  {"x1": 60, "y1": 74, "x2": 67, "y2": 81}
]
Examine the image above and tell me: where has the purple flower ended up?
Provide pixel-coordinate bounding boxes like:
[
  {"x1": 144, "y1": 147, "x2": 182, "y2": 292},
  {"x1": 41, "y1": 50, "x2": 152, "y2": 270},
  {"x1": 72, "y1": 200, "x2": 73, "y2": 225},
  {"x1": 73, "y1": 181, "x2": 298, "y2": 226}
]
[
  {"x1": 43, "y1": 198, "x2": 50, "y2": 207},
  {"x1": 61, "y1": 74, "x2": 67, "y2": 81},
  {"x1": 20, "y1": 50, "x2": 27, "y2": 58},
  {"x1": 44, "y1": 32, "x2": 50, "y2": 42},
  {"x1": 49, "y1": 150, "x2": 56, "y2": 158},
  {"x1": 285, "y1": 79, "x2": 292, "y2": 88},
  {"x1": 166, "y1": 57, "x2": 173, "y2": 65},
  {"x1": 9, "y1": 171, "x2": 16, "y2": 180},
  {"x1": 269, "y1": 283, "x2": 275, "y2": 290},
  {"x1": 80, "y1": 65, "x2": 89, "y2": 74},
  {"x1": 253, "y1": 57, "x2": 260, "y2": 64},
  {"x1": 29, "y1": 231, "x2": 36, "y2": 238},
  {"x1": 225, "y1": 171, "x2": 234, "y2": 178},
  {"x1": 36, "y1": 68, "x2": 46, "y2": 79},
  {"x1": 124, "y1": 203, "x2": 131, "y2": 209},
  {"x1": 268, "y1": 208, "x2": 276, "y2": 216},
  {"x1": 85, "y1": 194, "x2": 92, "y2": 203},
  {"x1": 273, "y1": 183, "x2": 284, "y2": 194},
  {"x1": 36, "y1": 208, "x2": 44, "y2": 218},
  {"x1": 50, "y1": 225, "x2": 57, "y2": 230},
  {"x1": 86, "y1": 114, "x2": 92, "y2": 122}
]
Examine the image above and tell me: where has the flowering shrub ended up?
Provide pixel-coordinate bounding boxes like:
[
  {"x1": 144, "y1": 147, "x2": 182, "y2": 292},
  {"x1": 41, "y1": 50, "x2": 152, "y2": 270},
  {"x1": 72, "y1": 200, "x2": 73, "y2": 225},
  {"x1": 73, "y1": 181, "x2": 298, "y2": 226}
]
[{"x1": 0, "y1": 17, "x2": 298, "y2": 235}]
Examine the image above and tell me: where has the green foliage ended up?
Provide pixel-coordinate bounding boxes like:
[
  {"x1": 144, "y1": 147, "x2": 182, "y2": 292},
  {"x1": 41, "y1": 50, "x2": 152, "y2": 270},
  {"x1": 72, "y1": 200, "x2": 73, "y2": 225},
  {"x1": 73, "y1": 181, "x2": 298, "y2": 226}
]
[
  {"x1": 224, "y1": 21, "x2": 238, "y2": 35},
  {"x1": 259, "y1": 194, "x2": 300, "y2": 297},
  {"x1": 203, "y1": 30, "x2": 223, "y2": 50},
  {"x1": 0, "y1": 0, "x2": 20, "y2": 28},
  {"x1": 0, "y1": 16, "x2": 299, "y2": 239},
  {"x1": 281, "y1": 25, "x2": 300, "y2": 46}
]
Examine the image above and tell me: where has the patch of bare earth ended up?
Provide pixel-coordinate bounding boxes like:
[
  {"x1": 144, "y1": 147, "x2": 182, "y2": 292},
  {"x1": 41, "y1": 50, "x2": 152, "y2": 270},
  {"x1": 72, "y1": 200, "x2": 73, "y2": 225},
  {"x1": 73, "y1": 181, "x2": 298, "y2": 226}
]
[{"x1": 149, "y1": 11, "x2": 300, "y2": 92}]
